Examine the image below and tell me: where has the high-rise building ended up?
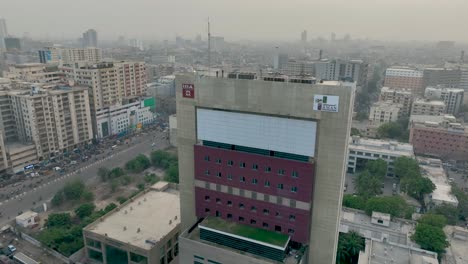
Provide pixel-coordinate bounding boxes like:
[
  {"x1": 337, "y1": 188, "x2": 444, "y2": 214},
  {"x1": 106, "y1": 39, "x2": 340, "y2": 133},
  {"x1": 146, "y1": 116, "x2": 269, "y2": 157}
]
[
  {"x1": 273, "y1": 53, "x2": 288, "y2": 70},
  {"x1": 379, "y1": 87, "x2": 414, "y2": 116},
  {"x1": 38, "y1": 47, "x2": 62, "y2": 64},
  {"x1": 0, "y1": 17, "x2": 7, "y2": 50},
  {"x1": 176, "y1": 74, "x2": 355, "y2": 264},
  {"x1": 369, "y1": 101, "x2": 401, "y2": 125},
  {"x1": 411, "y1": 99, "x2": 445, "y2": 116},
  {"x1": 384, "y1": 68, "x2": 424, "y2": 95},
  {"x1": 301, "y1": 30, "x2": 307, "y2": 43},
  {"x1": 422, "y1": 68, "x2": 461, "y2": 88},
  {"x1": 116, "y1": 61, "x2": 147, "y2": 97},
  {"x1": 61, "y1": 47, "x2": 102, "y2": 64},
  {"x1": 4, "y1": 37, "x2": 21, "y2": 51},
  {"x1": 83, "y1": 29, "x2": 98, "y2": 48},
  {"x1": 424, "y1": 86, "x2": 464, "y2": 115},
  {"x1": 4, "y1": 63, "x2": 63, "y2": 83},
  {"x1": 315, "y1": 59, "x2": 369, "y2": 88},
  {"x1": 281, "y1": 60, "x2": 314, "y2": 76}
]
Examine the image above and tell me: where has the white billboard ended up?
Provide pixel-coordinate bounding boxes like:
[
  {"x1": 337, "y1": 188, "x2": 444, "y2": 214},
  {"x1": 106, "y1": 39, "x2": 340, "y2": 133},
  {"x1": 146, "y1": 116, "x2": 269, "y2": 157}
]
[
  {"x1": 197, "y1": 109, "x2": 317, "y2": 157},
  {"x1": 313, "y1": 95, "x2": 339, "y2": 112}
]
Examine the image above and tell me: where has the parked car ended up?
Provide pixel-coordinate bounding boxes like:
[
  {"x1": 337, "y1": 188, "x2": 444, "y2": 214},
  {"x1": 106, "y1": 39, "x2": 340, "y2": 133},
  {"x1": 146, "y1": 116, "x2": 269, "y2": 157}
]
[{"x1": 7, "y1": 245, "x2": 16, "y2": 253}]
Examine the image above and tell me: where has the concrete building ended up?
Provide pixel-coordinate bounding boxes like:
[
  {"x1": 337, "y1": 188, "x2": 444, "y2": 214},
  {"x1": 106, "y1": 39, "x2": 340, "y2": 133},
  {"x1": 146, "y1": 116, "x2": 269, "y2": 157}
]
[
  {"x1": 370, "y1": 212, "x2": 390, "y2": 227},
  {"x1": 176, "y1": 73, "x2": 355, "y2": 264},
  {"x1": 5, "y1": 142, "x2": 38, "y2": 174},
  {"x1": 82, "y1": 29, "x2": 98, "y2": 48},
  {"x1": 147, "y1": 75, "x2": 176, "y2": 98},
  {"x1": 379, "y1": 87, "x2": 413, "y2": 116},
  {"x1": 15, "y1": 211, "x2": 38, "y2": 228},
  {"x1": 38, "y1": 46, "x2": 61, "y2": 64},
  {"x1": 358, "y1": 239, "x2": 438, "y2": 264},
  {"x1": 4, "y1": 63, "x2": 63, "y2": 83},
  {"x1": 410, "y1": 116, "x2": 468, "y2": 160},
  {"x1": 0, "y1": 17, "x2": 7, "y2": 50},
  {"x1": 60, "y1": 47, "x2": 102, "y2": 65},
  {"x1": 4, "y1": 37, "x2": 21, "y2": 52},
  {"x1": 281, "y1": 60, "x2": 314, "y2": 76},
  {"x1": 417, "y1": 157, "x2": 459, "y2": 209},
  {"x1": 95, "y1": 98, "x2": 156, "y2": 138},
  {"x1": 169, "y1": 114, "x2": 177, "y2": 147},
  {"x1": 273, "y1": 53, "x2": 289, "y2": 70},
  {"x1": 369, "y1": 101, "x2": 401, "y2": 125},
  {"x1": 116, "y1": 61, "x2": 147, "y2": 98},
  {"x1": 83, "y1": 182, "x2": 180, "y2": 264},
  {"x1": 411, "y1": 99, "x2": 445, "y2": 116},
  {"x1": 315, "y1": 59, "x2": 369, "y2": 87},
  {"x1": 384, "y1": 68, "x2": 424, "y2": 95},
  {"x1": 424, "y1": 86, "x2": 464, "y2": 115},
  {"x1": 423, "y1": 68, "x2": 461, "y2": 89},
  {"x1": 347, "y1": 136, "x2": 414, "y2": 177}
]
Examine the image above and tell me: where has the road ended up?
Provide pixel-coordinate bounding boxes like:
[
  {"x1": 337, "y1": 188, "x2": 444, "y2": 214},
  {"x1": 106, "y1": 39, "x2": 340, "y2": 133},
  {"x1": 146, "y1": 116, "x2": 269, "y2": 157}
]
[{"x1": 0, "y1": 130, "x2": 170, "y2": 227}]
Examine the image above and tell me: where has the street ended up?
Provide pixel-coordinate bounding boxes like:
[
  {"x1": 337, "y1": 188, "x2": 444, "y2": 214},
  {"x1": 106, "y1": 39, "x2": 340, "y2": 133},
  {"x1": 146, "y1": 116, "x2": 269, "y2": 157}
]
[{"x1": 0, "y1": 129, "x2": 170, "y2": 227}]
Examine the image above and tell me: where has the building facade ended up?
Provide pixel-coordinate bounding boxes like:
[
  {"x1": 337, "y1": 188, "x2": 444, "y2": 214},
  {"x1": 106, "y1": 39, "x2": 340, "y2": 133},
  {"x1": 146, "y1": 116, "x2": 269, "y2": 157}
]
[
  {"x1": 347, "y1": 136, "x2": 414, "y2": 177},
  {"x1": 315, "y1": 59, "x2": 368, "y2": 87},
  {"x1": 116, "y1": 61, "x2": 147, "y2": 97},
  {"x1": 379, "y1": 87, "x2": 413, "y2": 116},
  {"x1": 281, "y1": 61, "x2": 314, "y2": 76},
  {"x1": 384, "y1": 68, "x2": 424, "y2": 95},
  {"x1": 60, "y1": 47, "x2": 102, "y2": 65},
  {"x1": 411, "y1": 99, "x2": 445, "y2": 116},
  {"x1": 82, "y1": 29, "x2": 98, "y2": 48},
  {"x1": 0, "y1": 17, "x2": 7, "y2": 50},
  {"x1": 424, "y1": 86, "x2": 464, "y2": 115},
  {"x1": 369, "y1": 101, "x2": 401, "y2": 125},
  {"x1": 176, "y1": 74, "x2": 355, "y2": 264},
  {"x1": 422, "y1": 68, "x2": 461, "y2": 89},
  {"x1": 4, "y1": 63, "x2": 63, "y2": 83}
]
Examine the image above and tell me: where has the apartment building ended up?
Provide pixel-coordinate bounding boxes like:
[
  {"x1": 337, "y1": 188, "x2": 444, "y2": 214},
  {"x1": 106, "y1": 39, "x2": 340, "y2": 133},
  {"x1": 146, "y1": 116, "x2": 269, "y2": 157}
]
[
  {"x1": 3, "y1": 63, "x2": 63, "y2": 83},
  {"x1": 379, "y1": 87, "x2": 414, "y2": 116},
  {"x1": 422, "y1": 68, "x2": 461, "y2": 89},
  {"x1": 411, "y1": 99, "x2": 445, "y2": 116},
  {"x1": 116, "y1": 61, "x2": 147, "y2": 97},
  {"x1": 315, "y1": 59, "x2": 368, "y2": 87},
  {"x1": 83, "y1": 182, "x2": 180, "y2": 264},
  {"x1": 424, "y1": 86, "x2": 464, "y2": 115},
  {"x1": 39, "y1": 47, "x2": 103, "y2": 65},
  {"x1": 384, "y1": 68, "x2": 424, "y2": 95},
  {"x1": 369, "y1": 101, "x2": 401, "y2": 125},
  {"x1": 281, "y1": 60, "x2": 314, "y2": 76},
  {"x1": 410, "y1": 116, "x2": 468, "y2": 160},
  {"x1": 176, "y1": 73, "x2": 355, "y2": 264},
  {"x1": 347, "y1": 136, "x2": 414, "y2": 177}
]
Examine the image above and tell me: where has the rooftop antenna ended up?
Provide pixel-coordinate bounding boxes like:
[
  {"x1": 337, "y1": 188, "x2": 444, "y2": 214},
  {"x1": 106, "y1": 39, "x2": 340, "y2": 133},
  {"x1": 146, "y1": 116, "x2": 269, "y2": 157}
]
[{"x1": 208, "y1": 17, "x2": 211, "y2": 75}]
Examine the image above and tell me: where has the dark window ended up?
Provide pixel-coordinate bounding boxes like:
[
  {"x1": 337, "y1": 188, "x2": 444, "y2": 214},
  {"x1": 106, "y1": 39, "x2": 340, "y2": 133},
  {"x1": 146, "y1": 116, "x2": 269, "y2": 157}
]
[
  {"x1": 227, "y1": 201, "x2": 233, "y2": 206},
  {"x1": 263, "y1": 209, "x2": 269, "y2": 215},
  {"x1": 205, "y1": 169, "x2": 210, "y2": 176},
  {"x1": 216, "y1": 198, "x2": 221, "y2": 204},
  {"x1": 250, "y1": 219, "x2": 257, "y2": 225},
  {"x1": 227, "y1": 174, "x2": 233, "y2": 180},
  {"x1": 265, "y1": 180, "x2": 270, "y2": 187},
  {"x1": 291, "y1": 186, "x2": 298, "y2": 193},
  {"x1": 275, "y1": 212, "x2": 281, "y2": 218},
  {"x1": 252, "y1": 164, "x2": 258, "y2": 170},
  {"x1": 252, "y1": 178, "x2": 258, "y2": 184},
  {"x1": 216, "y1": 158, "x2": 222, "y2": 164},
  {"x1": 289, "y1": 215, "x2": 296, "y2": 221},
  {"x1": 240, "y1": 176, "x2": 245, "y2": 183},
  {"x1": 227, "y1": 160, "x2": 234, "y2": 166},
  {"x1": 275, "y1": 225, "x2": 282, "y2": 232},
  {"x1": 216, "y1": 211, "x2": 221, "y2": 217},
  {"x1": 240, "y1": 162, "x2": 246, "y2": 168},
  {"x1": 292, "y1": 171, "x2": 299, "y2": 178},
  {"x1": 205, "y1": 196, "x2": 210, "y2": 201},
  {"x1": 239, "y1": 216, "x2": 245, "y2": 222},
  {"x1": 216, "y1": 172, "x2": 222, "y2": 178},
  {"x1": 263, "y1": 222, "x2": 269, "y2": 228},
  {"x1": 288, "y1": 228, "x2": 295, "y2": 234},
  {"x1": 251, "y1": 206, "x2": 257, "y2": 212},
  {"x1": 377, "y1": 219, "x2": 383, "y2": 224},
  {"x1": 204, "y1": 156, "x2": 210, "y2": 161},
  {"x1": 277, "y1": 183, "x2": 284, "y2": 190},
  {"x1": 265, "y1": 166, "x2": 271, "y2": 173},
  {"x1": 227, "y1": 213, "x2": 232, "y2": 219},
  {"x1": 205, "y1": 208, "x2": 210, "y2": 213},
  {"x1": 239, "y1": 203, "x2": 245, "y2": 209},
  {"x1": 278, "y1": 169, "x2": 285, "y2": 175}
]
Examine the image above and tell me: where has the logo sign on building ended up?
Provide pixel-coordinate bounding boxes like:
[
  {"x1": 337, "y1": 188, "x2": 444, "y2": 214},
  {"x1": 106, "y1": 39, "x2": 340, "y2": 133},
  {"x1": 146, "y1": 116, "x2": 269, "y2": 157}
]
[
  {"x1": 182, "y1": 84, "x2": 195, "y2": 98},
  {"x1": 313, "y1": 95, "x2": 339, "y2": 112}
]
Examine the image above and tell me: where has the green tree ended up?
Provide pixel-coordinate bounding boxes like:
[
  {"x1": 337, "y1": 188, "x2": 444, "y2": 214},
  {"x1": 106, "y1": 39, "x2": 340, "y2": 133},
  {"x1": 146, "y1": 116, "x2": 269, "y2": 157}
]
[
  {"x1": 366, "y1": 159, "x2": 387, "y2": 179},
  {"x1": 144, "y1": 173, "x2": 158, "y2": 184},
  {"x1": 401, "y1": 175, "x2": 435, "y2": 201},
  {"x1": 351, "y1": 128, "x2": 361, "y2": 136},
  {"x1": 104, "y1": 203, "x2": 117, "y2": 213},
  {"x1": 354, "y1": 170, "x2": 382, "y2": 199},
  {"x1": 418, "y1": 214, "x2": 447, "y2": 228},
  {"x1": 51, "y1": 191, "x2": 64, "y2": 207},
  {"x1": 74, "y1": 203, "x2": 96, "y2": 219},
  {"x1": 336, "y1": 231, "x2": 365, "y2": 264},
  {"x1": 451, "y1": 184, "x2": 468, "y2": 221},
  {"x1": 98, "y1": 167, "x2": 110, "y2": 182},
  {"x1": 151, "y1": 150, "x2": 177, "y2": 169},
  {"x1": 117, "y1": 196, "x2": 128, "y2": 204},
  {"x1": 365, "y1": 196, "x2": 413, "y2": 219},
  {"x1": 411, "y1": 224, "x2": 449, "y2": 255},
  {"x1": 164, "y1": 163, "x2": 179, "y2": 183},
  {"x1": 125, "y1": 154, "x2": 151, "y2": 173},
  {"x1": 81, "y1": 191, "x2": 95, "y2": 202},
  {"x1": 120, "y1": 175, "x2": 132, "y2": 185},
  {"x1": 394, "y1": 157, "x2": 420, "y2": 178},
  {"x1": 110, "y1": 179, "x2": 119, "y2": 193},
  {"x1": 108, "y1": 167, "x2": 125, "y2": 179},
  {"x1": 137, "y1": 183, "x2": 145, "y2": 190},
  {"x1": 377, "y1": 122, "x2": 404, "y2": 139},
  {"x1": 342, "y1": 194, "x2": 366, "y2": 210},
  {"x1": 430, "y1": 204, "x2": 460, "y2": 225},
  {"x1": 46, "y1": 213, "x2": 71, "y2": 228},
  {"x1": 63, "y1": 180, "x2": 85, "y2": 201}
]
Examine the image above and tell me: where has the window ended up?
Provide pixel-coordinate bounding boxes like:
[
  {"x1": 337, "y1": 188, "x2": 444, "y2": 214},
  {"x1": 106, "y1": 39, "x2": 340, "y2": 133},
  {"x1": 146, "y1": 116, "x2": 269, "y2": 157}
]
[
  {"x1": 240, "y1": 176, "x2": 245, "y2": 183},
  {"x1": 365, "y1": 153, "x2": 372, "y2": 157},
  {"x1": 277, "y1": 183, "x2": 284, "y2": 190},
  {"x1": 227, "y1": 213, "x2": 232, "y2": 219},
  {"x1": 265, "y1": 166, "x2": 272, "y2": 173},
  {"x1": 252, "y1": 164, "x2": 258, "y2": 170},
  {"x1": 204, "y1": 196, "x2": 210, "y2": 201},
  {"x1": 275, "y1": 212, "x2": 281, "y2": 218},
  {"x1": 204, "y1": 156, "x2": 210, "y2": 161},
  {"x1": 357, "y1": 151, "x2": 363, "y2": 155},
  {"x1": 275, "y1": 225, "x2": 282, "y2": 232},
  {"x1": 208, "y1": 260, "x2": 222, "y2": 264},
  {"x1": 278, "y1": 169, "x2": 285, "y2": 175},
  {"x1": 239, "y1": 203, "x2": 245, "y2": 209},
  {"x1": 227, "y1": 160, "x2": 234, "y2": 166},
  {"x1": 216, "y1": 198, "x2": 221, "y2": 204},
  {"x1": 291, "y1": 186, "x2": 298, "y2": 193},
  {"x1": 250, "y1": 206, "x2": 257, "y2": 212},
  {"x1": 263, "y1": 222, "x2": 269, "y2": 228},
  {"x1": 227, "y1": 201, "x2": 233, "y2": 206},
  {"x1": 205, "y1": 208, "x2": 210, "y2": 213},
  {"x1": 252, "y1": 178, "x2": 258, "y2": 184},
  {"x1": 264, "y1": 180, "x2": 270, "y2": 187},
  {"x1": 227, "y1": 174, "x2": 233, "y2": 180},
  {"x1": 216, "y1": 158, "x2": 221, "y2": 164},
  {"x1": 205, "y1": 169, "x2": 210, "y2": 176},
  {"x1": 263, "y1": 209, "x2": 270, "y2": 215},
  {"x1": 377, "y1": 219, "x2": 383, "y2": 224},
  {"x1": 216, "y1": 211, "x2": 221, "y2": 217},
  {"x1": 239, "y1": 216, "x2": 245, "y2": 222},
  {"x1": 289, "y1": 215, "x2": 296, "y2": 221},
  {"x1": 292, "y1": 171, "x2": 299, "y2": 178},
  {"x1": 216, "y1": 172, "x2": 222, "y2": 178},
  {"x1": 87, "y1": 238, "x2": 101, "y2": 249},
  {"x1": 288, "y1": 228, "x2": 295, "y2": 234},
  {"x1": 240, "y1": 162, "x2": 246, "y2": 168},
  {"x1": 250, "y1": 219, "x2": 257, "y2": 225}
]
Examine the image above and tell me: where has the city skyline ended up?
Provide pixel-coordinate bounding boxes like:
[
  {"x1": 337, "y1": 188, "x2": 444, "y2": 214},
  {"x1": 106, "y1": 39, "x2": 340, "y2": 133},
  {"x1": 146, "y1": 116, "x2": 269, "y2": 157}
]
[{"x1": 2, "y1": 0, "x2": 468, "y2": 42}]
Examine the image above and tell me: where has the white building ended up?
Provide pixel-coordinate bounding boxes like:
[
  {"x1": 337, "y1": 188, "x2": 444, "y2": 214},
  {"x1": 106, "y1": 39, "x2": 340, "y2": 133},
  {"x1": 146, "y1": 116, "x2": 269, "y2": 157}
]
[
  {"x1": 348, "y1": 136, "x2": 414, "y2": 177},
  {"x1": 411, "y1": 99, "x2": 446, "y2": 116},
  {"x1": 371, "y1": 212, "x2": 390, "y2": 227},
  {"x1": 4, "y1": 63, "x2": 63, "y2": 83},
  {"x1": 369, "y1": 101, "x2": 401, "y2": 125},
  {"x1": 0, "y1": 17, "x2": 7, "y2": 50},
  {"x1": 380, "y1": 87, "x2": 414, "y2": 116},
  {"x1": 424, "y1": 86, "x2": 464, "y2": 115},
  {"x1": 169, "y1": 114, "x2": 177, "y2": 147},
  {"x1": 146, "y1": 75, "x2": 176, "y2": 98},
  {"x1": 60, "y1": 47, "x2": 102, "y2": 65},
  {"x1": 417, "y1": 157, "x2": 458, "y2": 208},
  {"x1": 95, "y1": 99, "x2": 156, "y2": 138},
  {"x1": 15, "y1": 211, "x2": 38, "y2": 228},
  {"x1": 315, "y1": 59, "x2": 368, "y2": 87},
  {"x1": 281, "y1": 60, "x2": 314, "y2": 76}
]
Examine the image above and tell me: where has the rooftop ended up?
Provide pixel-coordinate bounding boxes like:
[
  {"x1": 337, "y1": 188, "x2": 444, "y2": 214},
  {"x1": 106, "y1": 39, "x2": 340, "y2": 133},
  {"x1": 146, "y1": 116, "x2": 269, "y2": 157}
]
[
  {"x1": 380, "y1": 86, "x2": 413, "y2": 95},
  {"x1": 85, "y1": 182, "x2": 180, "y2": 250},
  {"x1": 349, "y1": 136, "x2": 414, "y2": 157},
  {"x1": 200, "y1": 217, "x2": 290, "y2": 248},
  {"x1": 358, "y1": 239, "x2": 438, "y2": 264},
  {"x1": 16, "y1": 211, "x2": 38, "y2": 221},
  {"x1": 409, "y1": 114, "x2": 455, "y2": 125},
  {"x1": 413, "y1": 99, "x2": 445, "y2": 106}
]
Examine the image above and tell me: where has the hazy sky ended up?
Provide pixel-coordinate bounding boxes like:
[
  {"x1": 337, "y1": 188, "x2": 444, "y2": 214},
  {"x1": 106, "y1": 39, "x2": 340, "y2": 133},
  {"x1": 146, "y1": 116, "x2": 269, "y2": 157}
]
[{"x1": 1, "y1": 0, "x2": 468, "y2": 42}]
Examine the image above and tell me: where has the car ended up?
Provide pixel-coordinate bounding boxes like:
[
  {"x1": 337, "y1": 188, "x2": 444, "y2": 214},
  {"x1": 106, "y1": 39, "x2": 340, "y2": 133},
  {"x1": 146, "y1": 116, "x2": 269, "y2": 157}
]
[
  {"x1": 70, "y1": 161, "x2": 77, "y2": 165},
  {"x1": 7, "y1": 245, "x2": 16, "y2": 253},
  {"x1": 151, "y1": 142, "x2": 156, "y2": 147}
]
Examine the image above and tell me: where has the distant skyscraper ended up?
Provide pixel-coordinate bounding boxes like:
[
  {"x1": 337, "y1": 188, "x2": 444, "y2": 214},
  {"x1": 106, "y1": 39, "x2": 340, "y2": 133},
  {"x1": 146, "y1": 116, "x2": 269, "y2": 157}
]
[
  {"x1": 273, "y1": 53, "x2": 289, "y2": 70},
  {"x1": 301, "y1": 30, "x2": 307, "y2": 43},
  {"x1": 331, "y1": 32, "x2": 336, "y2": 42},
  {"x1": 82, "y1": 29, "x2": 98, "y2": 47},
  {"x1": 0, "y1": 17, "x2": 7, "y2": 50}
]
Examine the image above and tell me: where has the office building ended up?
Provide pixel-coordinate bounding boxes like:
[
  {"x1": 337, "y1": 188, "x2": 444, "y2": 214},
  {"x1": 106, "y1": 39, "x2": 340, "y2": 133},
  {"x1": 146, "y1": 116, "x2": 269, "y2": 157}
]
[
  {"x1": 281, "y1": 60, "x2": 314, "y2": 76},
  {"x1": 4, "y1": 63, "x2": 63, "y2": 83},
  {"x1": 116, "y1": 61, "x2": 147, "y2": 97},
  {"x1": 379, "y1": 87, "x2": 413, "y2": 116},
  {"x1": 315, "y1": 59, "x2": 369, "y2": 87},
  {"x1": 83, "y1": 29, "x2": 98, "y2": 48},
  {"x1": 146, "y1": 75, "x2": 176, "y2": 98},
  {"x1": 422, "y1": 68, "x2": 461, "y2": 89},
  {"x1": 4, "y1": 37, "x2": 21, "y2": 51},
  {"x1": 424, "y1": 86, "x2": 464, "y2": 115},
  {"x1": 384, "y1": 68, "x2": 424, "y2": 95},
  {"x1": 0, "y1": 17, "x2": 7, "y2": 50},
  {"x1": 445, "y1": 61, "x2": 468, "y2": 96},
  {"x1": 301, "y1": 30, "x2": 307, "y2": 43},
  {"x1": 411, "y1": 99, "x2": 445, "y2": 116},
  {"x1": 176, "y1": 74, "x2": 355, "y2": 264},
  {"x1": 38, "y1": 47, "x2": 61, "y2": 64},
  {"x1": 417, "y1": 157, "x2": 458, "y2": 209},
  {"x1": 369, "y1": 101, "x2": 401, "y2": 125},
  {"x1": 410, "y1": 116, "x2": 468, "y2": 160},
  {"x1": 83, "y1": 182, "x2": 180, "y2": 264},
  {"x1": 347, "y1": 136, "x2": 414, "y2": 177},
  {"x1": 95, "y1": 98, "x2": 156, "y2": 138},
  {"x1": 60, "y1": 47, "x2": 102, "y2": 65},
  {"x1": 273, "y1": 53, "x2": 288, "y2": 70}
]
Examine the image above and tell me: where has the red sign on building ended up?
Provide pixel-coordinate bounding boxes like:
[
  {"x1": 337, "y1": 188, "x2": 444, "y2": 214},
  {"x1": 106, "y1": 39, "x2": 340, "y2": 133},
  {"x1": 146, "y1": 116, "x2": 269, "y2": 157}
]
[{"x1": 182, "y1": 84, "x2": 195, "y2": 98}]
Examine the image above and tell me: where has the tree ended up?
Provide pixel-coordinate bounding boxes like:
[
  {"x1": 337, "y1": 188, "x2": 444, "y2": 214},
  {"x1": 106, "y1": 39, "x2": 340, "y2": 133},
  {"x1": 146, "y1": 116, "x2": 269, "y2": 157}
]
[
  {"x1": 151, "y1": 150, "x2": 177, "y2": 169},
  {"x1": 46, "y1": 213, "x2": 71, "y2": 228},
  {"x1": 418, "y1": 214, "x2": 447, "y2": 228},
  {"x1": 164, "y1": 163, "x2": 179, "y2": 183},
  {"x1": 366, "y1": 159, "x2": 387, "y2": 179},
  {"x1": 343, "y1": 194, "x2": 366, "y2": 210},
  {"x1": 377, "y1": 122, "x2": 404, "y2": 139},
  {"x1": 351, "y1": 128, "x2": 361, "y2": 136},
  {"x1": 430, "y1": 204, "x2": 460, "y2": 225},
  {"x1": 354, "y1": 170, "x2": 382, "y2": 199},
  {"x1": 74, "y1": 203, "x2": 96, "y2": 219},
  {"x1": 365, "y1": 196, "x2": 413, "y2": 219},
  {"x1": 63, "y1": 180, "x2": 85, "y2": 201},
  {"x1": 81, "y1": 191, "x2": 95, "y2": 202},
  {"x1": 451, "y1": 184, "x2": 468, "y2": 221},
  {"x1": 411, "y1": 224, "x2": 449, "y2": 254},
  {"x1": 144, "y1": 173, "x2": 158, "y2": 184},
  {"x1": 108, "y1": 167, "x2": 125, "y2": 179},
  {"x1": 110, "y1": 179, "x2": 119, "y2": 193},
  {"x1": 98, "y1": 167, "x2": 110, "y2": 182},
  {"x1": 336, "y1": 231, "x2": 365, "y2": 264},
  {"x1": 394, "y1": 157, "x2": 420, "y2": 178},
  {"x1": 400, "y1": 175, "x2": 435, "y2": 201},
  {"x1": 104, "y1": 203, "x2": 117, "y2": 213},
  {"x1": 125, "y1": 154, "x2": 150, "y2": 173},
  {"x1": 51, "y1": 191, "x2": 64, "y2": 207}
]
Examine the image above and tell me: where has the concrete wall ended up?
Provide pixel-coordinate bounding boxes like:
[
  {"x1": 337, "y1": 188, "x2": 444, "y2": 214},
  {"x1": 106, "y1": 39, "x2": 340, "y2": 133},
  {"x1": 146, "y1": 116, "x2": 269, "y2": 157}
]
[{"x1": 176, "y1": 74, "x2": 355, "y2": 264}]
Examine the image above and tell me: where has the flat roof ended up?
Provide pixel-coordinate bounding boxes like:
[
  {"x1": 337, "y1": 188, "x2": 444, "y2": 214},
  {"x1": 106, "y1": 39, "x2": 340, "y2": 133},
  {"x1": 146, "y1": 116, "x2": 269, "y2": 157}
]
[
  {"x1": 85, "y1": 184, "x2": 180, "y2": 250},
  {"x1": 200, "y1": 217, "x2": 289, "y2": 248},
  {"x1": 413, "y1": 99, "x2": 445, "y2": 106},
  {"x1": 360, "y1": 239, "x2": 438, "y2": 264},
  {"x1": 417, "y1": 157, "x2": 459, "y2": 205},
  {"x1": 349, "y1": 137, "x2": 414, "y2": 157},
  {"x1": 16, "y1": 210, "x2": 38, "y2": 221},
  {"x1": 409, "y1": 114, "x2": 454, "y2": 124}
]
